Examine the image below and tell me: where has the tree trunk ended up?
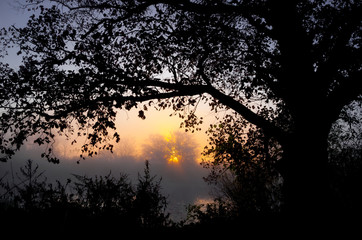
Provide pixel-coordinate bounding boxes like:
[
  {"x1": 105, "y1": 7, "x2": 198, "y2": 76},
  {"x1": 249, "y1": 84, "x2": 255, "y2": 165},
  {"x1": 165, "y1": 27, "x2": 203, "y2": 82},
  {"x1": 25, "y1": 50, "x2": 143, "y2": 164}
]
[{"x1": 278, "y1": 116, "x2": 335, "y2": 221}]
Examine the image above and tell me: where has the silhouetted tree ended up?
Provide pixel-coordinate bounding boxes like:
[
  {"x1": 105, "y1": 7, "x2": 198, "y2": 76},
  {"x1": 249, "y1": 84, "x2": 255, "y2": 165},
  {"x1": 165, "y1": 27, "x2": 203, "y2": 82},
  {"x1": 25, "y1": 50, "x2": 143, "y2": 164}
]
[
  {"x1": 202, "y1": 114, "x2": 282, "y2": 214},
  {"x1": 1, "y1": 0, "x2": 361, "y2": 218},
  {"x1": 328, "y1": 100, "x2": 362, "y2": 170},
  {"x1": 133, "y1": 160, "x2": 170, "y2": 228},
  {"x1": 202, "y1": 101, "x2": 361, "y2": 217},
  {"x1": 327, "y1": 101, "x2": 362, "y2": 213},
  {"x1": 3, "y1": 159, "x2": 48, "y2": 211}
]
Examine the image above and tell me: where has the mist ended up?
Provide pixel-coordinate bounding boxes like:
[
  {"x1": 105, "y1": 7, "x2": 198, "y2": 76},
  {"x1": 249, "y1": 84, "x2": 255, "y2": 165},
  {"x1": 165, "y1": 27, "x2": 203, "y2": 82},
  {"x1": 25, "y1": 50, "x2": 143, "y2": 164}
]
[{"x1": 0, "y1": 131, "x2": 211, "y2": 221}]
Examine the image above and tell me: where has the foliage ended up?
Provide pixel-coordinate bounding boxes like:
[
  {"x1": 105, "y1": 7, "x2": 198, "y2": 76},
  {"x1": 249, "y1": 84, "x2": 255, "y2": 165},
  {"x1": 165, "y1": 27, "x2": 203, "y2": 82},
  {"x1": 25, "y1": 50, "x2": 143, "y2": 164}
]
[
  {"x1": 327, "y1": 100, "x2": 362, "y2": 211},
  {"x1": 201, "y1": 114, "x2": 282, "y2": 214},
  {"x1": 198, "y1": 100, "x2": 362, "y2": 217},
  {"x1": 0, "y1": 0, "x2": 361, "y2": 216},
  {"x1": 72, "y1": 172, "x2": 134, "y2": 220},
  {"x1": 133, "y1": 160, "x2": 170, "y2": 228},
  {"x1": 0, "y1": 159, "x2": 171, "y2": 232},
  {"x1": 185, "y1": 198, "x2": 234, "y2": 225},
  {"x1": 0, "y1": 0, "x2": 360, "y2": 163},
  {"x1": 328, "y1": 100, "x2": 362, "y2": 171}
]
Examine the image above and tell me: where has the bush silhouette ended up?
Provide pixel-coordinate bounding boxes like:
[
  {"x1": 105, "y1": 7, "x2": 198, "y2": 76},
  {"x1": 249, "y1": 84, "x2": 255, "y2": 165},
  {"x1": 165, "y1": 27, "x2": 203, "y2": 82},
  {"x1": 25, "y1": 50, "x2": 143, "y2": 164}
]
[{"x1": 0, "y1": 159, "x2": 171, "y2": 234}]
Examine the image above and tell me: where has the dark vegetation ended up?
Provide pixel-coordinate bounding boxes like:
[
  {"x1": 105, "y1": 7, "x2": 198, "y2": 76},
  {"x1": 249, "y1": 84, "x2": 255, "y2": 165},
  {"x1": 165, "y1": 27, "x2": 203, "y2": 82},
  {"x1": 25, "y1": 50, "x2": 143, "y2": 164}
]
[
  {"x1": 1, "y1": 108, "x2": 361, "y2": 234},
  {"x1": 188, "y1": 103, "x2": 362, "y2": 231},
  {"x1": 0, "y1": 160, "x2": 172, "y2": 235},
  {"x1": 0, "y1": 0, "x2": 361, "y2": 233}
]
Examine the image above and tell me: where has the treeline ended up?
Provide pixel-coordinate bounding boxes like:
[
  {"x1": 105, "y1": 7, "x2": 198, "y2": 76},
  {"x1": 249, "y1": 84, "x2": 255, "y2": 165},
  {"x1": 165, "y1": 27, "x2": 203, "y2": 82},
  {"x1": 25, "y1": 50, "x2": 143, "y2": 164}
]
[
  {"x1": 0, "y1": 159, "x2": 242, "y2": 236},
  {"x1": 1, "y1": 154, "x2": 361, "y2": 236},
  {"x1": 0, "y1": 160, "x2": 173, "y2": 235}
]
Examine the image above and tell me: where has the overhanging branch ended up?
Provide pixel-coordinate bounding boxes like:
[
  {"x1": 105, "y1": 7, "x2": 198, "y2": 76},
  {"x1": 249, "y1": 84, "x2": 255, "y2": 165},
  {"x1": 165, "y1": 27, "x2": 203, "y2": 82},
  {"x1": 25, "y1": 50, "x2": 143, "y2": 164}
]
[
  {"x1": 205, "y1": 86, "x2": 288, "y2": 143},
  {"x1": 123, "y1": 77, "x2": 288, "y2": 143}
]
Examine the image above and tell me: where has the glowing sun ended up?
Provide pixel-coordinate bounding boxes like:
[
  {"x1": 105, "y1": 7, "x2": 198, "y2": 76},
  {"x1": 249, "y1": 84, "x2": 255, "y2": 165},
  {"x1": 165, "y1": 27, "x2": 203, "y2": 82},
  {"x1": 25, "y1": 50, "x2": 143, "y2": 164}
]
[
  {"x1": 167, "y1": 147, "x2": 181, "y2": 164},
  {"x1": 164, "y1": 134, "x2": 182, "y2": 165}
]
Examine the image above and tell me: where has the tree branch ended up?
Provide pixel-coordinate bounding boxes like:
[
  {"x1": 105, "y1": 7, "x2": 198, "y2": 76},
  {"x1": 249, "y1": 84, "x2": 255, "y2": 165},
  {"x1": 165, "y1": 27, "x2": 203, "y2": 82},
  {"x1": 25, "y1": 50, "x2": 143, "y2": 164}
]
[
  {"x1": 205, "y1": 86, "x2": 288, "y2": 143},
  {"x1": 119, "y1": 70, "x2": 288, "y2": 143}
]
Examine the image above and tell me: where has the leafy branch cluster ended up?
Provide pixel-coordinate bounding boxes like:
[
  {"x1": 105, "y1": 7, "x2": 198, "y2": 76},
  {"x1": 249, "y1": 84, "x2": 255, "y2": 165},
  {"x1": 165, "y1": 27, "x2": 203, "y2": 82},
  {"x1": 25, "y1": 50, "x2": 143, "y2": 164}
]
[{"x1": 202, "y1": 113, "x2": 283, "y2": 214}]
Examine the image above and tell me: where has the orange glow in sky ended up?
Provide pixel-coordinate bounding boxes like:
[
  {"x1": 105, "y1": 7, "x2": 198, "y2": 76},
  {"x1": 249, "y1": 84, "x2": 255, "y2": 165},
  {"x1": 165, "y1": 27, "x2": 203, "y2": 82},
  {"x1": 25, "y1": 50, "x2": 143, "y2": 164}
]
[
  {"x1": 167, "y1": 148, "x2": 181, "y2": 164},
  {"x1": 50, "y1": 104, "x2": 215, "y2": 164},
  {"x1": 164, "y1": 133, "x2": 182, "y2": 164},
  {"x1": 165, "y1": 144, "x2": 182, "y2": 165}
]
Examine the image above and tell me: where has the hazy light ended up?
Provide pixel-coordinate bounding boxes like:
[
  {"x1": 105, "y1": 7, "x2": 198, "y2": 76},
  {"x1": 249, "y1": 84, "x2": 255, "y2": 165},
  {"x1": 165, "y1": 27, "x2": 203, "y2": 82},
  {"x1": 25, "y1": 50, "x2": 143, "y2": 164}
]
[
  {"x1": 166, "y1": 147, "x2": 181, "y2": 164},
  {"x1": 164, "y1": 133, "x2": 183, "y2": 165}
]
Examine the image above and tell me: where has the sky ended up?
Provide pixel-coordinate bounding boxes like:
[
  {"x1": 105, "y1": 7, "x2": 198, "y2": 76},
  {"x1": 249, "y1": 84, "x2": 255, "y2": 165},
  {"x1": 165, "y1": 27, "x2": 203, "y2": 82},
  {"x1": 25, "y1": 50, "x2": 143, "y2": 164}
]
[{"x1": 0, "y1": 0, "x2": 223, "y2": 220}]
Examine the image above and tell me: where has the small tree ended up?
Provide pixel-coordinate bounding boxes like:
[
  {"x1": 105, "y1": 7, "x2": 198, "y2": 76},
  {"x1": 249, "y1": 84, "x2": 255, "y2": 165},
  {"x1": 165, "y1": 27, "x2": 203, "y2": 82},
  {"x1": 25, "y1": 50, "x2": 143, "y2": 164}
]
[
  {"x1": 133, "y1": 160, "x2": 170, "y2": 228},
  {"x1": 11, "y1": 159, "x2": 47, "y2": 211}
]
